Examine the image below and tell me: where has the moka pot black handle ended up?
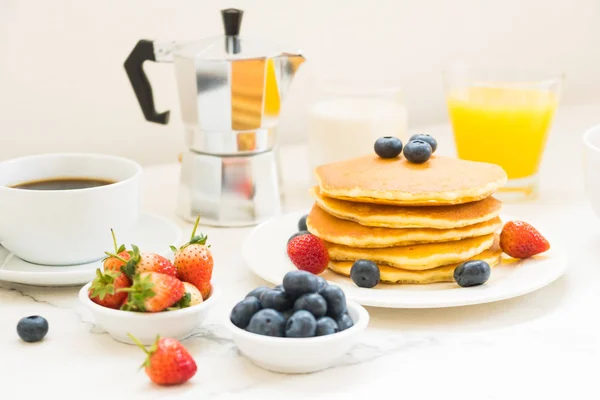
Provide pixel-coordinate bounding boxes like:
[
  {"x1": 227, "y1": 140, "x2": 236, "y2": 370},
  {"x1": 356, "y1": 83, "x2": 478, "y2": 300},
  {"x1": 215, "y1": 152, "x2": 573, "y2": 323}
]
[{"x1": 123, "y1": 39, "x2": 170, "y2": 125}]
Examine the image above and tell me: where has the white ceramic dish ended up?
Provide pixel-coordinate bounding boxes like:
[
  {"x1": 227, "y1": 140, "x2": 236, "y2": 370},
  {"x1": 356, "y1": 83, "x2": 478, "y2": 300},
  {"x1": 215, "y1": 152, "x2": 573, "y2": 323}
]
[
  {"x1": 583, "y1": 124, "x2": 600, "y2": 218},
  {"x1": 0, "y1": 213, "x2": 182, "y2": 287},
  {"x1": 228, "y1": 300, "x2": 369, "y2": 374},
  {"x1": 243, "y1": 211, "x2": 568, "y2": 309},
  {"x1": 0, "y1": 153, "x2": 142, "y2": 265},
  {"x1": 80, "y1": 282, "x2": 220, "y2": 345}
]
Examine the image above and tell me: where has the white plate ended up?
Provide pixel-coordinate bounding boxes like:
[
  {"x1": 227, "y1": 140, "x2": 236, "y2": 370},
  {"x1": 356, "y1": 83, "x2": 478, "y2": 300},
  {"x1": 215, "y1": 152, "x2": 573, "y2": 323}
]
[
  {"x1": 0, "y1": 213, "x2": 183, "y2": 287},
  {"x1": 243, "y1": 211, "x2": 568, "y2": 308}
]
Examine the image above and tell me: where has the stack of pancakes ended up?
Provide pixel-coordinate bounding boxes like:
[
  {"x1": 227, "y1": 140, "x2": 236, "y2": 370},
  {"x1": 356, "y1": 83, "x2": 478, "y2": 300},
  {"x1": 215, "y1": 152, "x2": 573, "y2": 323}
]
[{"x1": 306, "y1": 154, "x2": 508, "y2": 284}]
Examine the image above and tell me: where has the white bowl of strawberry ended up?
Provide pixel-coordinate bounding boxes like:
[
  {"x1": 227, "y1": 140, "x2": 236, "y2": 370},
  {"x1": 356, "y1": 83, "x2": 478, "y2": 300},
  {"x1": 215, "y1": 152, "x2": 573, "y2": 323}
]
[{"x1": 79, "y1": 217, "x2": 219, "y2": 345}]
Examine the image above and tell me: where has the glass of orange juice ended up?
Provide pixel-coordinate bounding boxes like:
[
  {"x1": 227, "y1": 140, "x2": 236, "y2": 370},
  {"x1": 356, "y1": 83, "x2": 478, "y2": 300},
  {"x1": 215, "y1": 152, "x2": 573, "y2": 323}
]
[{"x1": 443, "y1": 65, "x2": 564, "y2": 201}]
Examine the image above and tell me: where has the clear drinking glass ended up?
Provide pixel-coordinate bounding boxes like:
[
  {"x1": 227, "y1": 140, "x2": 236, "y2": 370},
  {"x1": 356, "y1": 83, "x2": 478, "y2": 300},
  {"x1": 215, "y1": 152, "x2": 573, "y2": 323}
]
[
  {"x1": 306, "y1": 77, "x2": 408, "y2": 184},
  {"x1": 443, "y1": 65, "x2": 564, "y2": 201}
]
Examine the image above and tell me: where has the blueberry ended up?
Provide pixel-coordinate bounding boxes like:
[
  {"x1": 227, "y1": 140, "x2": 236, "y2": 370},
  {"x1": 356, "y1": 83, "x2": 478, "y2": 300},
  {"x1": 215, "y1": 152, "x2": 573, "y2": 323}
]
[
  {"x1": 285, "y1": 310, "x2": 317, "y2": 338},
  {"x1": 288, "y1": 230, "x2": 310, "y2": 244},
  {"x1": 294, "y1": 293, "x2": 327, "y2": 319},
  {"x1": 298, "y1": 214, "x2": 308, "y2": 231},
  {"x1": 453, "y1": 260, "x2": 491, "y2": 287},
  {"x1": 315, "y1": 275, "x2": 328, "y2": 293},
  {"x1": 403, "y1": 140, "x2": 432, "y2": 164},
  {"x1": 281, "y1": 309, "x2": 295, "y2": 321},
  {"x1": 16, "y1": 316, "x2": 49, "y2": 343},
  {"x1": 350, "y1": 259, "x2": 380, "y2": 288},
  {"x1": 259, "y1": 289, "x2": 294, "y2": 311},
  {"x1": 246, "y1": 309, "x2": 286, "y2": 337},
  {"x1": 283, "y1": 270, "x2": 319, "y2": 296},
  {"x1": 230, "y1": 297, "x2": 262, "y2": 329},
  {"x1": 245, "y1": 286, "x2": 270, "y2": 300},
  {"x1": 409, "y1": 133, "x2": 437, "y2": 153},
  {"x1": 336, "y1": 312, "x2": 354, "y2": 331},
  {"x1": 374, "y1": 136, "x2": 403, "y2": 159},
  {"x1": 315, "y1": 317, "x2": 339, "y2": 336},
  {"x1": 320, "y1": 285, "x2": 347, "y2": 318}
]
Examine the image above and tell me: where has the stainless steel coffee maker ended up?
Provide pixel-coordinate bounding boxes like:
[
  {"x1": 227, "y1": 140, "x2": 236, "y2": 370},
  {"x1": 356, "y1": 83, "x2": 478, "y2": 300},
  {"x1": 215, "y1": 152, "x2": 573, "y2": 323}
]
[{"x1": 124, "y1": 8, "x2": 305, "y2": 226}]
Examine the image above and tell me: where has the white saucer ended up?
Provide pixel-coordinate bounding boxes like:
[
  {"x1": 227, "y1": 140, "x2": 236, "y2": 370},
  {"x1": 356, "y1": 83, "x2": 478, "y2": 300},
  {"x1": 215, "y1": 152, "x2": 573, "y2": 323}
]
[
  {"x1": 0, "y1": 213, "x2": 183, "y2": 287},
  {"x1": 243, "y1": 211, "x2": 568, "y2": 308}
]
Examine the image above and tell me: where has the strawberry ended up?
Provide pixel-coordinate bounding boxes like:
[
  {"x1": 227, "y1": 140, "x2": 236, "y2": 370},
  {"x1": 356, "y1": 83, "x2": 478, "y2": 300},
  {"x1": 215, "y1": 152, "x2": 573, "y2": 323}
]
[
  {"x1": 172, "y1": 216, "x2": 214, "y2": 300},
  {"x1": 103, "y1": 229, "x2": 131, "y2": 273},
  {"x1": 129, "y1": 334, "x2": 197, "y2": 386},
  {"x1": 182, "y1": 282, "x2": 203, "y2": 306},
  {"x1": 287, "y1": 234, "x2": 329, "y2": 274},
  {"x1": 110, "y1": 245, "x2": 177, "y2": 279},
  {"x1": 164, "y1": 282, "x2": 203, "y2": 310},
  {"x1": 500, "y1": 220, "x2": 551, "y2": 259},
  {"x1": 88, "y1": 268, "x2": 130, "y2": 309},
  {"x1": 119, "y1": 272, "x2": 184, "y2": 312}
]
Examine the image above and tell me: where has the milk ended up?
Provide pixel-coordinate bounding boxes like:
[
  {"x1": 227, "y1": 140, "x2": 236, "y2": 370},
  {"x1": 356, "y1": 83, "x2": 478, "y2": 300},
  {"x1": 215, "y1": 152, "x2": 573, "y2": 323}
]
[{"x1": 307, "y1": 97, "x2": 408, "y2": 182}]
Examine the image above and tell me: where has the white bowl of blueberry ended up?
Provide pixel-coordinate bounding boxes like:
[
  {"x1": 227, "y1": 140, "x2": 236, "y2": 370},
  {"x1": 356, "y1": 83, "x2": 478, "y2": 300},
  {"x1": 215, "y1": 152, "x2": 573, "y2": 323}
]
[{"x1": 227, "y1": 270, "x2": 369, "y2": 374}]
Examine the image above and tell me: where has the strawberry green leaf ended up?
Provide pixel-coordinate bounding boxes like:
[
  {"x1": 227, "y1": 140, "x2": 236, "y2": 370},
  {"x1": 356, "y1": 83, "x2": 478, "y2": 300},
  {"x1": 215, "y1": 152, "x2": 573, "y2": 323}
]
[
  {"x1": 118, "y1": 273, "x2": 155, "y2": 312},
  {"x1": 120, "y1": 262, "x2": 137, "y2": 280},
  {"x1": 167, "y1": 292, "x2": 191, "y2": 310},
  {"x1": 120, "y1": 244, "x2": 141, "y2": 279},
  {"x1": 89, "y1": 268, "x2": 119, "y2": 300},
  {"x1": 169, "y1": 245, "x2": 178, "y2": 253},
  {"x1": 179, "y1": 215, "x2": 209, "y2": 249},
  {"x1": 189, "y1": 234, "x2": 208, "y2": 246},
  {"x1": 127, "y1": 333, "x2": 158, "y2": 369}
]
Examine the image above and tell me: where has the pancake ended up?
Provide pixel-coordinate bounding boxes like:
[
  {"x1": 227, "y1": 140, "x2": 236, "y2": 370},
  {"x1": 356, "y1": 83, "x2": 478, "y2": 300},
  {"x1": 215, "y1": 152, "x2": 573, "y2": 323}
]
[
  {"x1": 326, "y1": 233, "x2": 496, "y2": 270},
  {"x1": 310, "y1": 186, "x2": 502, "y2": 229},
  {"x1": 307, "y1": 203, "x2": 502, "y2": 248},
  {"x1": 315, "y1": 154, "x2": 507, "y2": 206},
  {"x1": 328, "y1": 239, "x2": 502, "y2": 284}
]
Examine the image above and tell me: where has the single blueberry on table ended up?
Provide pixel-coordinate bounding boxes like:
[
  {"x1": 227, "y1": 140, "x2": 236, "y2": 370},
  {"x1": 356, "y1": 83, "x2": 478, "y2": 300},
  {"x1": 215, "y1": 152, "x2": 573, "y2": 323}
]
[
  {"x1": 16, "y1": 316, "x2": 49, "y2": 343},
  {"x1": 283, "y1": 270, "x2": 319, "y2": 296},
  {"x1": 315, "y1": 317, "x2": 339, "y2": 336},
  {"x1": 350, "y1": 259, "x2": 380, "y2": 288},
  {"x1": 245, "y1": 286, "x2": 270, "y2": 300},
  {"x1": 246, "y1": 309, "x2": 286, "y2": 337},
  {"x1": 230, "y1": 297, "x2": 262, "y2": 329},
  {"x1": 294, "y1": 293, "x2": 328, "y2": 319},
  {"x1": 259, "y1": 289, "x2": 294, "y2": 311},
  {"x1": 409, "y1": 133, "x2": 437, "y2": 153},
  {"x1": 374, "y1": 136, "x2": 403, "y2": 159},
  {"x1": 453, "y1": 260, "x2": 491, "y2": 287},
  {"x1": 403, "y1": 140, "x2": 432, "y2": 164},
  {"x1": 288, "y1": 230, "x2": 310, "y2": 244},
  {"x1": 320, "y1": 285, "x2": 347, "y2": 319},
  {"x1": 285, "y1": 310, "x2": 317, "y2": 338},
  {"x1": 298, "y1": 215, "x2": 309, "y2": 231},
  {"x1": 336, "y1": 312, "x2": 354, "y2": 331}
]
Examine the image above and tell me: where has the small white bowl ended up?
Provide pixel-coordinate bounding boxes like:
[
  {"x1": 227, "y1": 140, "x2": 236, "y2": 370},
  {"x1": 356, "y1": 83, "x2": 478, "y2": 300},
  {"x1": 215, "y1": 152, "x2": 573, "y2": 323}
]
[
  {"x1": 583, "y1": 124, "x2": 600, "y2": 218},
  {"x1": 227, "y1": 300, "x2": 369, "y2": 374},
  {"x1": 79, "y1": 282, "x2": 220, "y2": 345}
]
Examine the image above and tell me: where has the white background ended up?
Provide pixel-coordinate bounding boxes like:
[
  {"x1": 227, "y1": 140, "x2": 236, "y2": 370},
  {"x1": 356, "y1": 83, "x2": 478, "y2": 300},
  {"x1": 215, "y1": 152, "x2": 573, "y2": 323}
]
[{"x1": 1, "y1": 0, "x2": 599, "y2": 165}]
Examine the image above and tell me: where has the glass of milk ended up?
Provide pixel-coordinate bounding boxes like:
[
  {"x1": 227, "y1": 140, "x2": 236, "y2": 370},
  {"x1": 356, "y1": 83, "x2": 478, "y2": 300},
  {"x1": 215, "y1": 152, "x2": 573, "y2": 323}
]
[{"x1": 307, "y1": 80, "x2": 408, "y2": 183}]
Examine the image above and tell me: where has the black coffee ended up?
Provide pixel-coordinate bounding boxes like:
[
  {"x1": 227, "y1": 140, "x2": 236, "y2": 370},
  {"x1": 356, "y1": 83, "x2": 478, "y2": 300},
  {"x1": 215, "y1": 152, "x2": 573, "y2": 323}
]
[{"x1": 11, "y1": 177, "x2": 116, "y2": 190}]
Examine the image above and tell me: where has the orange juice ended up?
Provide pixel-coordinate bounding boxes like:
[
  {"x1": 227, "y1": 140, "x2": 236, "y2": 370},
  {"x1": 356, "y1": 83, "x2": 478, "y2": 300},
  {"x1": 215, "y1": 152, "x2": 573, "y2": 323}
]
[{"x1": 447, "y1": 86, "x2": 557, "y2": 179}]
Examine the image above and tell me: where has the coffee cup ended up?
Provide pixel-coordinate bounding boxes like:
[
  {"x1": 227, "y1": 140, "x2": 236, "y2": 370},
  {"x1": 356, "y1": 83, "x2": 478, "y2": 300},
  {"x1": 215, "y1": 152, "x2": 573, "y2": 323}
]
[{"x1": 0, "y1": 153, "x2": 142, "y2": 265}]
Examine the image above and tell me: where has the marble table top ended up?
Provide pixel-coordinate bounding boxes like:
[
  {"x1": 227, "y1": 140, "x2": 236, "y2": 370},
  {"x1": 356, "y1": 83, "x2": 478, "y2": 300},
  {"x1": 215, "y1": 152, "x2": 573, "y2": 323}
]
[{"x1": 2, "y1": 104, "x2": 600, "y2": 399}]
